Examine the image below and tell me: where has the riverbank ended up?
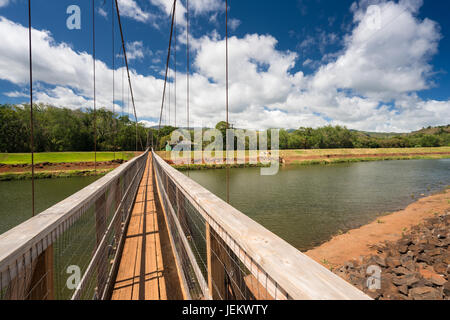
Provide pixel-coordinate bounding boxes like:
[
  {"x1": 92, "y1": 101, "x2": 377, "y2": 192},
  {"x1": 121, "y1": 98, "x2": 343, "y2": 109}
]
[
  {"x1": 0, "y1": 159, "x2": 124, "y2": 173},
  {"x1": 0, "y1": 169, "x2": 112, "y2": 181},
  {"x1": 330, "y1": 213, "x2": 449, "y2": 300},
  {"x1": 305, "y1": 188, "x2": 450, "y2": 299},
  {"x1": 305, "y1": 188, "x2": 450, "y2": 267},
  {"x1": 157, "y1": 147, "x2": 450, "y2": 170},
  {"x1": 0, "y1": 151, "x2": 137, "y2": 165},
  {"x1": 0, "y1": 159, "x2": 123, "y2": 181},
  {"x1": 0, "y1": 151, "x2": 141, "y2": 180},
  {"x1": 281, "y1": 147, "x2": 450, "y2": 165},
  {"x1": 0, "y1": 150, "x2": 145, "y2": 180},
  {"x1": 172, "y1": 162, "x2": 270, "y2": 171}
]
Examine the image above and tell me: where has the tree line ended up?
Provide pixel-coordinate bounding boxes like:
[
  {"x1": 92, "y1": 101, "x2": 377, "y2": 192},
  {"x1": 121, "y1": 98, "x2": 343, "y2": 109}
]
[
  {"x1": 156, "y1": 122, "x2": 450, "y2": 150},
  {"x1": 1, "y1": 104, "x2": 448, "y2": 153},
  {"x1": 277, "y1": 125, "x2": 450, "y2": 149},
  {"x1": 0, "y1": 104, "x2": 148, "y2": 153}
]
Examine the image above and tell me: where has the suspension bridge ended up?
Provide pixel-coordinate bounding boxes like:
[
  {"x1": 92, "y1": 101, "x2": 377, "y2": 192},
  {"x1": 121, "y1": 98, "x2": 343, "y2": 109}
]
[{"x1": 0, "y1": 0, "x2": 371, "y2": 300}]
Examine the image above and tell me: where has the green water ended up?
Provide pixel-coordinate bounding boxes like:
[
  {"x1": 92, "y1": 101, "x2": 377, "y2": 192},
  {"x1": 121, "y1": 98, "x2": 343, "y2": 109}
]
[
  {"x1": 0, "y1": 176, "x2": 99, "y2": 235},
  {"x1": 185, "y1": 159, "x2": 450, "y2": 251}
]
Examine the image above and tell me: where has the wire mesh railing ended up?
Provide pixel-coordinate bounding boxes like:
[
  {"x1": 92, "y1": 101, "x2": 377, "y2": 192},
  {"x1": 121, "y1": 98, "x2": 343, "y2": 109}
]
[
  {"x1": 0, "y1": 151, "x2": 148, "y2": 300},
  {"x1": 152, "y1": 151, "x2": 371, "y2": 300}
]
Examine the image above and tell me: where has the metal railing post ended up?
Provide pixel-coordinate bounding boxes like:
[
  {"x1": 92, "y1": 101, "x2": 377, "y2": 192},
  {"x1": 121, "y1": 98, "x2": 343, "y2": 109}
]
[{"x1": 95, "y1": 192, "x2": 107, "y2": 298}]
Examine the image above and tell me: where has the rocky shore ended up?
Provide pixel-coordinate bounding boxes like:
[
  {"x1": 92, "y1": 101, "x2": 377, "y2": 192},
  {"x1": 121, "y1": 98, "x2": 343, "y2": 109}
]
[{"x1": 334, "y1": 212, "x2": 449, "y2": 300}]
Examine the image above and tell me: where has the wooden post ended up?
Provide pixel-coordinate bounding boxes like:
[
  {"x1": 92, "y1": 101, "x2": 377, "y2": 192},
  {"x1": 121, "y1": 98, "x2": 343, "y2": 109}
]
[
  {"x1": 206, "y1": 223, "x2": 247, "y2": 300},
  {"x1": 27, "y1": 244, "x2": 54, "y2": 300},
  {"x1": 206, "y1": 223, "x2": 233, "y2": 300},
  {"x1": 176, "y1": 188, "x2": 181, "y2": 220},
  {"x1": 165, "y1": 173, "x2": 169, "y2": 191}
]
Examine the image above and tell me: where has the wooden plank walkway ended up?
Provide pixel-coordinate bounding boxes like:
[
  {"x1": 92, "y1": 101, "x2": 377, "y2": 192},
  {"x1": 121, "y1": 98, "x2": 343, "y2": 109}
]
[{"x1": 111, "y1": 154, "x2": 167, "y2": 300}]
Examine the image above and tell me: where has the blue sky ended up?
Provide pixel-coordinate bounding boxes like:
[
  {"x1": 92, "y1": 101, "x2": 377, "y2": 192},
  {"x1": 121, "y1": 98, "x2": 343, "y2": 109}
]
[{"x1": 0, "y1": 0, "x2": 449, "y2": 132}]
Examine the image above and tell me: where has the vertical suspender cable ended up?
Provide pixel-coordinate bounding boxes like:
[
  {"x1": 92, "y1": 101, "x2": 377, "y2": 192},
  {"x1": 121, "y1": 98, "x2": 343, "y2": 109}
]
[
  {"x1": 169, "y1": 66, "x2": 171, "y2": 126},
  {"x1": 174, "y1": 8, "x2": 177, "y2": 128},
  {"x1": 112, "y1": 0, "x2": 116, "y2": 160},
  {"x1": 186, "y1": 0, "x2": 190, "y2": 136},
  {"x1": 92, "y1": 0, "x2": 97, "y2": 172},
  {"x1": 225, "y1": 0, "x2": 230, "y2": 204},
  {"x1": 226, "y1": 0, "x2": 229, "y2": 127},
  {"x1": 28, "y1": 0, "x2": 35, "y2": 217},
  {"x1": 127, "y1": 78, "x2": 130, "y2": 118},
  {"x1": 186, "y1": 0, "x2": 190, "y2": 173},
  {"x1": 122, "y1": 48, "x2": 125, "y2": 159}
]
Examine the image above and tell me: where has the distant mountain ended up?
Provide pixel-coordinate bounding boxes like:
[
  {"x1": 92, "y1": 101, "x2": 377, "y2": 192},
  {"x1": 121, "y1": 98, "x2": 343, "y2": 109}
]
[
  {"x1": 352, "y1": 125, "x2": 449, "y2": 138},
  {"x1": 410, "y1": 125, "x2": 450, "y2": 136},
  {"x1": 352, "y1": 130, "x2": 403, "y2": 138}
]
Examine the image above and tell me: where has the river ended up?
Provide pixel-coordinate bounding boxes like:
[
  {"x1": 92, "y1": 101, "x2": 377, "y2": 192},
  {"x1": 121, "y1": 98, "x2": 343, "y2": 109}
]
[
  {"x1": 1, "y1": 159, "x2": 449, "y2": 252},
  {"x1": 0, "y1": 176, "x2": 99, "y2": 235},
  {"x1": 184, "y1": 159, "x2": 450, "y2": 251}
]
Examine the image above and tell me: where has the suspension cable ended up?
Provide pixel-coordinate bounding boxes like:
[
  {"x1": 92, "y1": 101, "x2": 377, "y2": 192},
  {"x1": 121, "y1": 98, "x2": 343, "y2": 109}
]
[
  {"x1": 115, "y1": 0, "x2": 142, "y2": 152},
  {"x1": 186, "y1": 0, "x2": 190, "y2": 135},
  {"x1": 169, "y1": 64, "x2": 171, "y2": 126},
  {"x1": 226, "y1": 0, "x2": 230, "y2": 204},
  {"x1": 226, "y1": 0, "x2": 229, "y2": 128},
  {"x1": 27, "y1": 0, "x2": 35, "y2": 217},
  {"x1": 186, "y1": 0, "x2": 190, "y2": 173},
  {"x1": 92, "y1": 0, "x2": 97, "y2": 172},
  {"x1": 127, "y1": 80, "x2": 130, "y2": 118},
  {"x1": 174, "y1": 8, "x2": 177, "y2": 128},
  {"x1": 122, "y1": 46, "x2": 125, "y2": 159},
  {"x1": 112, "y1": 0, "x2": 116, "y2": 160},
  {"x1": 157, "y1": 0, "x2": 177, "y2": 134}
]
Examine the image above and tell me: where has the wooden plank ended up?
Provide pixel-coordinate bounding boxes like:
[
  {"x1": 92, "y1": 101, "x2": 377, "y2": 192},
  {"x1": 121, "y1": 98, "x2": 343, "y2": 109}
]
[
  {"x1": 27, "y1": 244, "x2": 54, "y2": 300},
  {"x1": 144, "y1": 183, "x2": 160, "y2": 300},
  {"x1": 111, "y1": 200, "x2": 142, "y2": 299},
  {"x1": 111, "y1": 154, "x2": 168, "y2": 300}
]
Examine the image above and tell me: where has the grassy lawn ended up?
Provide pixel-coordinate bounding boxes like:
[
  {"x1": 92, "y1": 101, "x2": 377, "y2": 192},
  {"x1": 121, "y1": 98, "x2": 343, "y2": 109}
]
[
  {"x1": 157, "y1": 147, "x2": 450, "y2": 160},
  {"x1": 280, "y1": 147, "x2": 450, "y2": 157},
  {"x1": 0, "y1": 169, "x2": 113, "y2": 181},
  {"x1": 0, "y1": 152, "x2": 137, "y2": 165}
]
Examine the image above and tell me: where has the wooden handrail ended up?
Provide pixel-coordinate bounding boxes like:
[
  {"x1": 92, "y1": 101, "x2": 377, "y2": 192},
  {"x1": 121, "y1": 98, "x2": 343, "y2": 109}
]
[
  {"x1": 153, "y1": 151, "x2": 371, "y2": 300},
  {"x1": 0, "y1": 151, "x2": 148, "y2": 280}
]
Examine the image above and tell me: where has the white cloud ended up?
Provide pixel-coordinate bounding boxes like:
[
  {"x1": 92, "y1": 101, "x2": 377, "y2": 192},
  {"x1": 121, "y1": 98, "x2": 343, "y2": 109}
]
[
  {"x1": 311, "y1": 0, "x2": 440, "y2": 100},
  {"x1": 117, "y1": 0, "x2": 152, "y2": 23},
  {"x1": 35, "y1": 86, "x2": 93, "y2": 109},
  {"x1": 0, "y1": 16, "x2": 164, "y2": 116},
  {"x1": 0, "y1": 0, "x2": 9, "y2": 9},
  {"x1": 151, "y1": 0, "x2": 222, "y2": 15},
  {"x1": 139, "y1": 119, "x2": 159, "y2": 127},
  {"x1": 98, "y1": 7, "x2": 108, "y2": 18},
  {"x1": 0, "y1": 0, "x2": 449, "y2": 133},
  {"x1": 190, "y1": 0, "x2": 222, "y2": 14},
  {"x1": 4, "y1": 91, "x2": 27, "y2": 98},
  {"x1": 302, "y1": 59, "x2": 313, "y2": 67},
  {"x1": 126, "y1": 41, "x2": 148, "y2": 60},
  {"x1": 150, "y1": 0, "x2": 224, "y2": 27},
  {"x1": 229, "y1": 18, "x2": 241, "y2": 31}
]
